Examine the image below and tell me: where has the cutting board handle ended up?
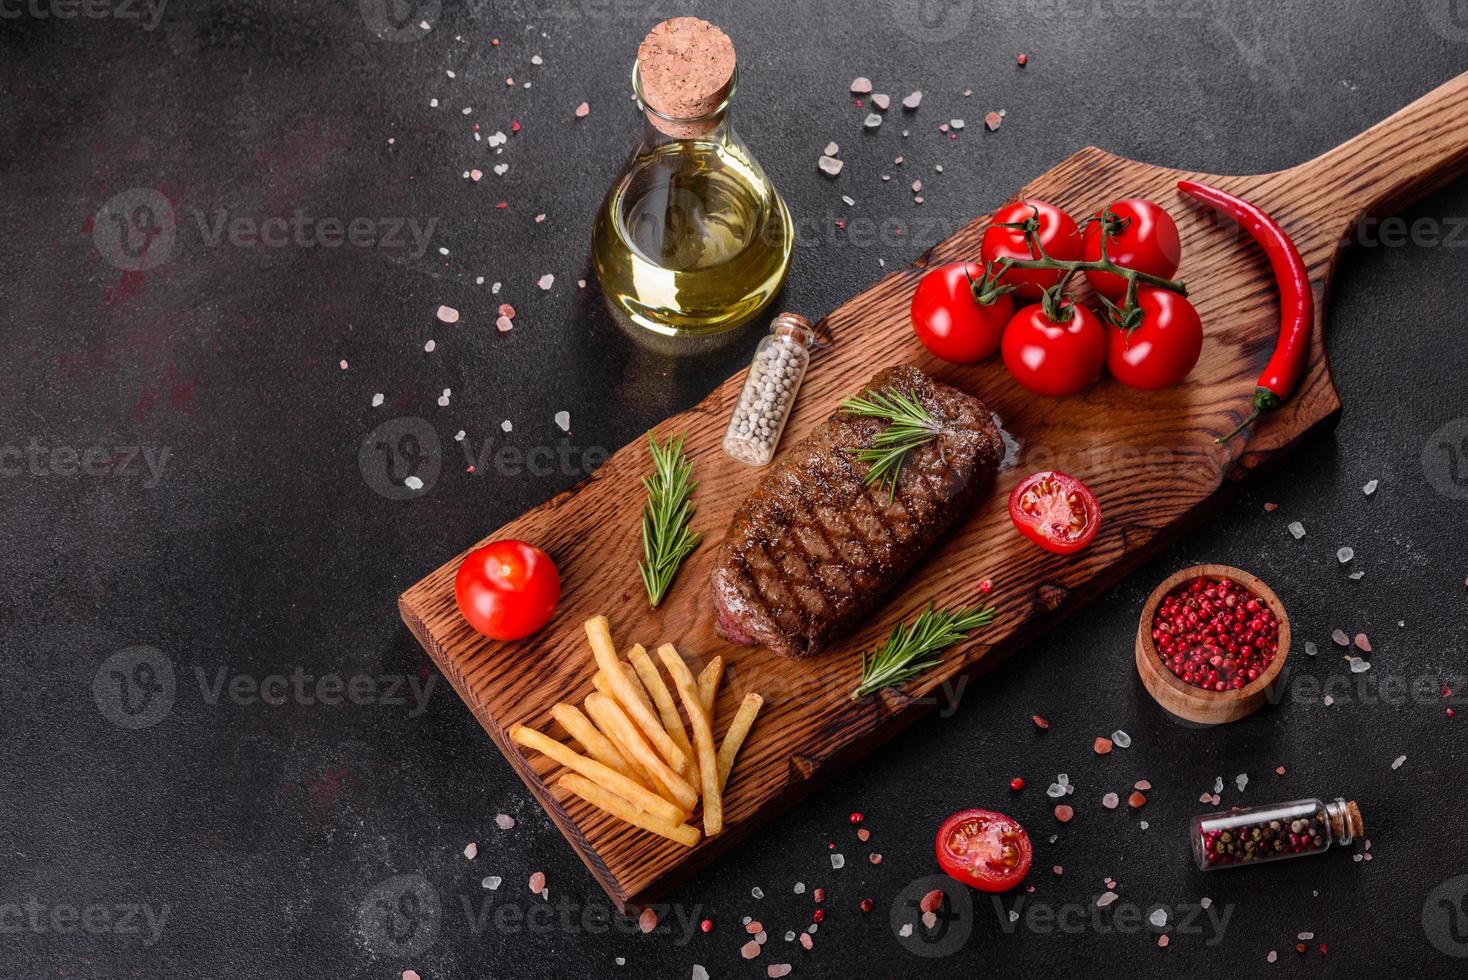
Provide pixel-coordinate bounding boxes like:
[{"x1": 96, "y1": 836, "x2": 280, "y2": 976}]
[{"x1": 1282, "y1": 70, "x2": 1468, "y2": 246}]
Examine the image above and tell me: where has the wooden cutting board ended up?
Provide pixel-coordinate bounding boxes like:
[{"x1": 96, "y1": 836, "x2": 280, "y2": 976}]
[{"x1": 400, "y1": 72, "x2": 1468, "y2": 910}]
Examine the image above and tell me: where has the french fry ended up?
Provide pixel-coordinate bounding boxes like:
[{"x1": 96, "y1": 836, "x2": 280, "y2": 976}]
[
  {"x1": 716, "y1": 692, "x2": 764, "y2": 791},
  {"x1": 558, "y1": 773, "x2": 700, "y2": 848},
  {"x1": 697, "y1": 656, "x2": 724, "y2": 718},
  {"x1": 656, "y1": 643, "x2": 722, "y2": 837},
  {"x1": 509, "y1": 724, "x2": 685, "y2": 825},
  {"x1": 618, "y1": 658, "x2": 663, "y2": 735},
  {"x1": 583, "y1": 693, "x2": 665, "y2": 802},
  {"x1": 585, "y1": 617, "x2": 689, "y2": 774},
  {"x1": 628, "y1": 645, "x2": 695, "y2": 777},
  {"x1": 551, "y1": 703, "x2": 632, "y2": 778},
  {"x1": 585, "y1": 692, "x2": 699, "y2": 813}
]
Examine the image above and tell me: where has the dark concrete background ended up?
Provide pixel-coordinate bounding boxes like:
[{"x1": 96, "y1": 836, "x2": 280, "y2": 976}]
[{"x1": 3, "y1": 1, "x2": 1468, "y2": 977}]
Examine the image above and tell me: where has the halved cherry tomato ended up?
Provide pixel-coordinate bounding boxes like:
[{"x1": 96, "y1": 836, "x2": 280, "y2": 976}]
[
  {"x1": 455, "y1": 540, "x2": 560, "y2": 640},
  {"x1": 980, "y1": 200, "x2": 1081, "y2": 299},
  {"x1": 1000, "y1": 302, "x2": 1106, "y2": 397},
  {"x1": 1106, "y1": 286, "x2": 1204, "y2": 390},
  {"x1": 935, "y1": 808, "x2": 1032, "y2": 893},
  {"x1": 1008, "y1": 471, "x2": 1101, "y2": 555},
  {"x1": 910, "y1": 261, "x2": 1015, "y2": 363},
  {"x1": 1081, "y1": 199, "x2": 1182, "y2": 299}
]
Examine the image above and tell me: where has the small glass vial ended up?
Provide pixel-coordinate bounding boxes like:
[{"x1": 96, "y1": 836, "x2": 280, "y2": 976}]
[
  {"x1": 722, "y1": 313, "x2": 814, "y2": 466},
  {"x1": 591, "y1": 17, "x2": 793, "y2": 339},
  {"x1": 1192, "y1": 797, "x2": 1363, "y2": 870}
]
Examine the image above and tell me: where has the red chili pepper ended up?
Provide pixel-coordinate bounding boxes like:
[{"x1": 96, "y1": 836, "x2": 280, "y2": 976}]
[{"x1": 1176, "y1": 180, "x2": 1314, "y2": 444}]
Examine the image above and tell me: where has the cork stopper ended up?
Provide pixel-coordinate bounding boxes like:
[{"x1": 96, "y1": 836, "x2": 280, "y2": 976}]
[
  {"x1": 635, "y1": 17, "x2": 736, "y2": 137},
  {"x1": 1345, "y1": 800, "x2": 1364, "y2": 839}
]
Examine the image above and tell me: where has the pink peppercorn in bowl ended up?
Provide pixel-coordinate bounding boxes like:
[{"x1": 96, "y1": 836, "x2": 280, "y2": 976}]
[{"x1": 1135, "y1": 564, "x2": 1291, "y2": 726}]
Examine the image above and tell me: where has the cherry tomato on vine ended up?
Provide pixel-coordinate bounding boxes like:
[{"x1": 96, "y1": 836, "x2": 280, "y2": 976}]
[
  {"x1": 455, "y1": 540, "x2": 560, "y2": 640},
  {"x1": 980, "y1": 200, "x2": 1081, "y2": 299},
  {"x1": 935, "y1": 808, "x2": 1032, "y2": 892},
  {"x1": 910, "y1": 262, "x2": 1015, "y2": 363},
  {"x1": 1000, "y1": 302, "x2": 1106, "y2": 397},
  {"x1": 1081, "y1": 199, "x2": 1182, "y2": 299},
  {"x1": 1106, "y1": 286, "x2": 1204, "y2": 390},
  {"x1": 1007, "y1": 471, "x2": 1101, "y2": 555}
]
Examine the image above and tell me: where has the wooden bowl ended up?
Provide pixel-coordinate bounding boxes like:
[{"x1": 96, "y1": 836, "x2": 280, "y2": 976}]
[{"x1": 1135, "y1": 564, "x2": 1291, "y2": 725}]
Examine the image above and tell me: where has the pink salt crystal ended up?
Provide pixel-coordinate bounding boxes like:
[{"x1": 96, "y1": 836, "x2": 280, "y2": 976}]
[
  {"x1": 1263, "y1": 502, "x2": 1278, "y2": 512},
  {"x1": 869, "y1": 853, "x2": 883, "y2": 865},
  {"x1": 494, "y1": 813, "x2": 515, "y2": 830},
  {"x1": 1134, "y1": 780, "x2": 1152, "y2": 791},
  {"x1": 528, "y1": 871, "x2": 545, "y2": 893},
  {"x1": 496, "y1": 316, "x2": 514, "y2": 332},
  {"x1": 746, "y1": 920, "x2": 763, "y2": 934},
  {"x1": 1354, "y1": 632, "x2": 1371, "y2": 652},
  {"x1": 463, "y1": 842, "x2": 478, "y2": 859},
  {"x1": 1158, "y1": 934, "x2": 1170, "y2": 948},
  {"x1": 920, "y1": 889, "x2": 943, "y2": 913},
  {"x1": 498, "y1": 303, "x2": 516, "y2": 318},
  {"x1": 985, "y1": 111, "x2": 1003, "y2": 131},
  {"x1": 850, "y1": 76, "x2": 873, "y2": 94},
  {"x1": 1276, "y1": 766, "x2": 1287, "y2": 776},
  {"x1": 741, "y1": 939, "x2": 761, "y2": 959},
  {"x1": 638, "y1": 908, "x2": 658, "y2": 933},
  {"x1": 1053, "y1": 865, "x2": 1063, "y2": 875},
  {"x1": 813, "y1": 888, "x2": 825, "y2": 903},
  {"x1": 436, "y1": 305, "x2": 460, "y2": 324},
  {"x1": 403, "y1": 972, "x2": 421, "y2": 980},
  {"x1": 1332, "y1": 629, "x2": 1350, "y2": 646},
  {"x1": 535, "y1": 213, "x2": 546, "y2": 223},
  {"x1": 856, "y1": 828, "x2": 870, "y2": 842},
  {"x1": 1102, "y1": 793, "x2": 1119, "y2": 809},
  {"x1": 470, "y1": 169, "x2": 483, "y2": 182},
  {"x1": 537, "y1": 273, "x2": 555, "y2": 290},
  {"x1": 767, "y1": 966, "x2": 792, "y2": 979},
  {"x1": 799, "y1": 932, "x2": 813, "y2": 950},
  {"x1": 574, "y1": 101, "x2": 590, "y2": 118},
  {"x1": 921, "y1": 911, "x2": 938, "y2": 929}
]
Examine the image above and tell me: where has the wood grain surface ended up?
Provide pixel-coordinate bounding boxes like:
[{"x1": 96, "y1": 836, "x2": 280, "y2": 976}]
[{"x1": 400, "y1": 72, "x2": 1468, "y2": 910}]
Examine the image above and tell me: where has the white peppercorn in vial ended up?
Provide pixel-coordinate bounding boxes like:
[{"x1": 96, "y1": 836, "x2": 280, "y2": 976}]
[{"x1": 722, "y1": 312, "x2": 814, "y2": 466}]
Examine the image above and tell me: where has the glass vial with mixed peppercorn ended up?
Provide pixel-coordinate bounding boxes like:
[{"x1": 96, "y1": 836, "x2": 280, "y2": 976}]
[{"x1": 1192, "y1": 797, "x2": 1363, "y2": 870}]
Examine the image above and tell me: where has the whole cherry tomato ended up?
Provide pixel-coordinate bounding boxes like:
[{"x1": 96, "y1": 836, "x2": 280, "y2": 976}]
[
  {"x1": 980, "y1": 200, "x2": 1081, "y2": 299},
  {"x1": 1000, "y1": 301, "x2": 1106, "y2": 397},
  {"x1": 454, "y1": 540, "x2": 560, "y2": 640},
  {"x1": 935, "y1": 808, "x2": 1032, "y2": 892},
  {"x1": 1081, "y1": 199, "x2": 1182, "y2": 299},
  {"x1": 910, "y1": 262, "x2": 1015, "y2": 363},
  {"x1": 1007, "y1": 471, "x2": 1101, "y2": 555},
  {"x1": 1106, "y1": 287, "x2": 1204, "y2": 390}
]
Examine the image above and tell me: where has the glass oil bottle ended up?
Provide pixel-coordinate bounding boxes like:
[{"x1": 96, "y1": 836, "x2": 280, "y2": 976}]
[{"x1": 591, "y1": 17, "x2": 793, "y2": 339}]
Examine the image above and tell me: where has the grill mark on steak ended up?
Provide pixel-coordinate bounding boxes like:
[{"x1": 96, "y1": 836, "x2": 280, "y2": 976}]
[{"x1": 712, "y1": 365, "x2": 1002, "y2": 660}]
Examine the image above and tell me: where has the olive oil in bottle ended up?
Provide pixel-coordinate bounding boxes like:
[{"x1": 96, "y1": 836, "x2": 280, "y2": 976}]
[{"x1": 591, "y1": 18, "x2": 793, "y2": 339}]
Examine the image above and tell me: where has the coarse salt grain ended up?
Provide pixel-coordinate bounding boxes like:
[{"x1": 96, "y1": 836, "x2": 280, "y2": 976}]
[
  {"x1": 495, "y1": 813, "x2": 515, "y2": 830},
  {"x1": 1149, "y1": 908, "x2": 1167, "y2": 927},
  {"x1": 740, "y1": 939, "x2": 760, "y2": 959},
  {"x1": 1102, "y1": 793, "x2": 1119, "y2": 809},
  {"x1": 372, "y1": 393, "x2": 385, "y2": 407},
  {"x1": 482, "y1": 876, "x2": 501, "y2": 890},
  {"x1": 528, "y1": 871, "x2": 545, "y2": 893},
  {"x1": 1392, "y1": 755, "x2": 1406, "y2": 769},
  {"x1": 830, "y1": 853, "x2": 845, "y2": 869},
  {"x1": 639, "y1": 908, "x2": 657, "y2": 933},
  {"x1": 537, "y1": 273, "x2": 555, "y2": 290},
  {"x1": 902, "y1": 90, "x2": 922, "y2": 109},
  {"x1": 751, "y1": 886, "x2": 764, "y2": 899},
  {"x1": 424, "y1": 339, "x2": 436, "y2": 352},
  {"x1": 575, "y1": 101, "x2": 590, "y2": 117},
  {"x1": 1288, "y1": 521, "x2": 1306, "y2": 539},
  {"x1": 1097, "y1": 892, "x2": 1119, "y2": 908},
  {"x1": 436, "y1": 305, "x2": 460, "y2": 324},
  {"x1": 767, "y1": 965, "x2": 792, "y2": 979}
]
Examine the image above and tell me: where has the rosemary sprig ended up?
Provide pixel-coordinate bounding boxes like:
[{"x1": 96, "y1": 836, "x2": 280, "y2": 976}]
[
  {"x1": 638, "y1": 433, "x2": 703, "y2": 608},
  {"x1": 840, "y1": 388, "x2": 944, "y2": 500},
  {"x1": 851, "y1": 603, "x2": 997, "y2": 699}
]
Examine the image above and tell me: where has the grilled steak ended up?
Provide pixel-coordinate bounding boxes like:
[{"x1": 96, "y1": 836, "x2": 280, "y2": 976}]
[{"x1": 712, "y1": 365, "x2": 1003, "y2": 659}]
